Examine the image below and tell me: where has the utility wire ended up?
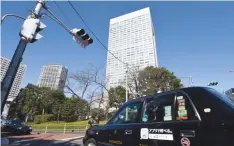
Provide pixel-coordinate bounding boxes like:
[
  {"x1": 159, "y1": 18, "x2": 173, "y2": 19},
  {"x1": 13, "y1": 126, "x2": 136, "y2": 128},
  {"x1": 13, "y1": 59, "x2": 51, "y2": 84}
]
[
  {"x1": 68, "y1": 0, "x2": 135, "y2": 71},
  {"x1": 52, "y1": 0, "x2": 72, "y2": 24},
  {"x1": 44, "y1": 7, "x2": 72, "y2": 34}
]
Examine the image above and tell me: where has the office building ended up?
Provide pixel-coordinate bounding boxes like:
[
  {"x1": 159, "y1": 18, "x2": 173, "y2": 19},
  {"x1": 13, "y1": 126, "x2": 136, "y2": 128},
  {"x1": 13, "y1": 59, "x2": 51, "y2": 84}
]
[
  {"x1": 1, "y1": 56, "x2": 27, "y2": 119},
  {"x1": 38, "y1": 64, "x2": 68, "y2": 90},
  {"x1": 225, "y1": 88, "x2": 234, "y2": 101},
  {"x1": 106, "y1": 7, "x2": 158, "y2": 89}
]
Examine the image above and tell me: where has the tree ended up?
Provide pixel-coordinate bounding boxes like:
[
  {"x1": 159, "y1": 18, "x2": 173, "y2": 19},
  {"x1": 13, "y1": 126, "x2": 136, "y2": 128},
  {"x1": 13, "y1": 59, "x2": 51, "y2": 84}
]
[
  {"x1": 138, "y1": 66, "x2": 181, "y2": 95},
  {"x1": 86, "y1": 65, "x2": 111, "y2": 120},
  {"x1": 59, "y1": 98, "x2": 75, "y2": 122},
  {"x1": 8, "y1": 83, "x2": 66, "y2": 122},
  {"x1": 108, "y1": 86, "x2": 127, "y2": 110},
  {"x1": 50, "y1": 90, "x2": 66, "y2": 122},
  {"x1": 51, "y1": 99, "x2": 63, "y2": 122},
  {"x1": 67, "y1": 64, "x2": 110, "y2": 120},
  {"x1": 127, "y1": 65, "x2": 140, "y2": 98},
  {"x1": 39, "y1": 87, "x2": 52, "y2": 115},
  {"x1": 72, "y1": 95, "x2": 89, "y2": 120},
  {"x1": 8, "y1": 88, "x2": 26, "y2": 120},
  {"x1": 90, "y1": 108, "x2": 105, "y2": 120},
  {"x1": 86, "y1": 86, "x2": 101, "y2": 117},
  {"x1": 58, "y1": 97, "x2": 88, "y2": 122},
  {"x1": 70, "y1": 69, "x2": 93, "y2": 99},
  {"x1": 21, "y1": 84, "x2": 44, "y2": 122}
]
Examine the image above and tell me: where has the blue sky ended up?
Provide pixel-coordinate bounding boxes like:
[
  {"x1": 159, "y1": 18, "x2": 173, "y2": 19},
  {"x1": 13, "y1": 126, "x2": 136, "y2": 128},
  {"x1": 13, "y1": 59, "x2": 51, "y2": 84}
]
[{"x1": 1, "y1": 1, "x2": 234, "y2": 93}]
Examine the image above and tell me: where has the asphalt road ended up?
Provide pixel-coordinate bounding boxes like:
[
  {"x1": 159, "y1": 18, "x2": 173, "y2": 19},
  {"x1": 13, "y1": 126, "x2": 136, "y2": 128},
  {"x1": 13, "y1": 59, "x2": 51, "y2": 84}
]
[
  {"x1": 9, "y1": 138, "x2": 84, "y2": 146},
  {"x1": 6, "y1": 133, "x2": 85, "y2": 146}
]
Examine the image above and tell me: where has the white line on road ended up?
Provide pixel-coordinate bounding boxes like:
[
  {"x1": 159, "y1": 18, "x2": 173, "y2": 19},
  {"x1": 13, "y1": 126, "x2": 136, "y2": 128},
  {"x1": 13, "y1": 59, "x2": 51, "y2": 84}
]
[
  {"x1": 13, "y1": 138, "x2": 40, "y2": 143},
  {"x1": 60, "y1": 136, "x2": 84, "y2": 141},
  {"x1": 11, "y1": 136, "x2": 84, "y2": 144}
]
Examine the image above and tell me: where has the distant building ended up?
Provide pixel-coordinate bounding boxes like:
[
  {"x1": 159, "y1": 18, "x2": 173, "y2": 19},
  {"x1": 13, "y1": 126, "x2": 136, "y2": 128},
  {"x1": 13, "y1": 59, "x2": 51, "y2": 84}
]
[
  {"x1": 106, "y1": 7, "x2": 158, "y2": 90},
  {"x1": 38, "y1": 64, "x2": 68, "y2": 90},
  {"x1": 225, "y1": 88, "x2": 234, "y2": 101},
  {"x1": 105, "y1": 7, "x2": 158, "y2": 112},
  {"x1": 0, "y1": 56, "x2": 27, "y2": 119}
]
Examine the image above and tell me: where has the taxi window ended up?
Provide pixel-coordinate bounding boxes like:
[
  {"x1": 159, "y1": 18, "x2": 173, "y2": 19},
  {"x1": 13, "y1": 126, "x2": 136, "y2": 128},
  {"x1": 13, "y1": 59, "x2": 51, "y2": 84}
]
[
  {"x1": 175, "y1": 92, "x2": 199, "y2": 121},
  {"x1": 142, "y1": 93, "x2": 175, "y2": 122},
  {"x1": 109, "y1": 102, "x2": 142, "y2": 124}
]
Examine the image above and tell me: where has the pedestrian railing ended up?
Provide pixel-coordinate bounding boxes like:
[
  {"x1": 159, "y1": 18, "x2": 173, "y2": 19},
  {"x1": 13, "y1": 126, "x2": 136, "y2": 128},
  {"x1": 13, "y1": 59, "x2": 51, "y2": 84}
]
[{"x1": 31, "y1": 124, "x2": 89, "y2": 134}]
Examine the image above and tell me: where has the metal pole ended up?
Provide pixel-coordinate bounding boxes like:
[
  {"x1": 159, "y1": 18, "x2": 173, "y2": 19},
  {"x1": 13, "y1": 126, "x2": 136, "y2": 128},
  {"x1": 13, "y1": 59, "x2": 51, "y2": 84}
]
[
  {"x1": 1, "y1": 14, "x2": 25, "y2": 24},
  {"x1": 125, "y1": 65, "x2": 128, "y2": 121},
  {"x1": 179, "y1": 76, "x2": 193, "y2": 87},
  {"x1": 1, "y1": 40, "x2": 27, "y2": 113},
  {"x1": 63, "y1": 124, "x2": 66, "y2": 134},
  {"x1": 189, "y1": 76, "x2": 193, "y2": 87},
  {"x1": 126, "y1": 67, "x2": 128, "y2": 102},
  {"x1": 45, "y1": 125, "x2": 48, "y2": 134},
  {"x1": 1, "y1": 0, "x2": 44, "y2": 114}
]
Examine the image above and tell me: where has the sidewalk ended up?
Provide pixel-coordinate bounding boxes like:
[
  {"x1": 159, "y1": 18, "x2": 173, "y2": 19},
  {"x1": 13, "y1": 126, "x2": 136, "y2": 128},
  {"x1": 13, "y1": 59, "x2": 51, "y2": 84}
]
[
  {"x1": 1, "y1": 137, "x2": 9, "y2": 145},
  {"x1": 7, "y1": 133, "x2": 85, "y2": 141}
]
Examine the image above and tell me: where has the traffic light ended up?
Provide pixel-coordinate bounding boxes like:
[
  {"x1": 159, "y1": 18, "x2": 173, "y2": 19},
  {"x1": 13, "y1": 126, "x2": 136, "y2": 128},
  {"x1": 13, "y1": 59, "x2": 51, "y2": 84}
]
[
  {"x1": 71, "y1": 28, "x2": 93, "y2": 48},
  {"x1": 208, "y1": 82, "x2": 218, "y2": 86},
  {"x1": 19, "y1": 18, "x2": 46, "y2": 43}
]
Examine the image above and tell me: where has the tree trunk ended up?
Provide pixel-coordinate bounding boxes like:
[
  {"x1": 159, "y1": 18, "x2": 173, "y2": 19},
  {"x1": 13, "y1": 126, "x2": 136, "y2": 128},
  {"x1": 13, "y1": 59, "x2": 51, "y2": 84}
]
[
  {"x1": 42, "y1": 108, "x2": 45, "y2": 115},
  {"x1": 97, "y1": 88, "x2": 104, "y2": 118},
  {"x1": 57, "y1": 105, "x2": 61, "y2": 122},
  {"x1": 88, "y1": 104, "x2": 92, "y2": 117},
  {"x1": 25, "y1": 115, "x2": 28, "y2": 122},
  {"x1": 77, "y1": 112, "x2": 80, "y2": 121}
]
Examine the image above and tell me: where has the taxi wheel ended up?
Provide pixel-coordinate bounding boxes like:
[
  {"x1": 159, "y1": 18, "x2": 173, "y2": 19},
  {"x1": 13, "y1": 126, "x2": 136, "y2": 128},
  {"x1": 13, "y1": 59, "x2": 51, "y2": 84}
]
[{"x1": 85, "y1": 138, "x2": 97, "y2": 146}]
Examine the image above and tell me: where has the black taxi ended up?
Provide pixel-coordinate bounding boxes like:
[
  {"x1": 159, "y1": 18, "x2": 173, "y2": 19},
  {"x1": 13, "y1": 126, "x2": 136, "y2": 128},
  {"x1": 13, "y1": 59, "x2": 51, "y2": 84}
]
[{"x1": 83, "y1": 87, "x2": 234, "y2": 146}]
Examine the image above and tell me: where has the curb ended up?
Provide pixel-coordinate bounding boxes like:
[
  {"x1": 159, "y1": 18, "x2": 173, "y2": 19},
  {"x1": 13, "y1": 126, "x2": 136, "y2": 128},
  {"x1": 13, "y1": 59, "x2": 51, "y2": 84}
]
[{"x1": 60, "y1": 136, "x2": 84, "y2": 141}]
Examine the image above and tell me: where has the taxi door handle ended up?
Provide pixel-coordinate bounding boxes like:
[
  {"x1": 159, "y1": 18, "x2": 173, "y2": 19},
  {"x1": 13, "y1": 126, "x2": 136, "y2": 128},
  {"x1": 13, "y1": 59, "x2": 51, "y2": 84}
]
[
  {"x1": 125, "y1": 130, "x2": 132, "y2": 135},
  {"x1": 180, "y1": 130, "x2": 195, "y2": 137}
]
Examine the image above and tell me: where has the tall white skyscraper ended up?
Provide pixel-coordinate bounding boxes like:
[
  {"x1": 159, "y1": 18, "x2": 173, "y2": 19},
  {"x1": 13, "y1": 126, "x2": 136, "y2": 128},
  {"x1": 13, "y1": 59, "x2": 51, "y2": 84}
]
[
  {"x1": 1, "y1": 56, "x2": 27, "y2": 119},
  {"x1": 106, "y1": 7, "x2": 158, "y2": 89},
  {"x1": 38, "y1": 64, "x2": 68, "y2": 90}
]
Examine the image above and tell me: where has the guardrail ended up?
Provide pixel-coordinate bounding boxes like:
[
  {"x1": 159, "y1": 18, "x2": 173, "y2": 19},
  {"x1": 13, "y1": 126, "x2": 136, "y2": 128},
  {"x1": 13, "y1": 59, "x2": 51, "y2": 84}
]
[
  {"x1": 31, "y1": 124, "x2": 89, "y2": 134},
  {"x1": 31, "y1": 124, "x2": 102, "y2": 134}
]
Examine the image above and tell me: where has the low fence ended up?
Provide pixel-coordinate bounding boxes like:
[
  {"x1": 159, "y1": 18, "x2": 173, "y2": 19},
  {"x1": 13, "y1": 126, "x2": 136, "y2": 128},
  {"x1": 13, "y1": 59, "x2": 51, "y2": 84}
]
[{"x1": 31, "y1": 124, "x2": 89, "y2": 134}]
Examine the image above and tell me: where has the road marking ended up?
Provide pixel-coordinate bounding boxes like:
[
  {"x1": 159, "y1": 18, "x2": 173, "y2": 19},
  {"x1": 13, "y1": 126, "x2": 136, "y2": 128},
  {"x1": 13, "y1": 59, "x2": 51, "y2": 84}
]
[
  {"x1": 12, "y1": 138, "x2": 40, "y2": 143},
  {"x1": 60, "y1": 136, "x2": 84, "y2": 141},
  {"x1": 11, "y1": 135, "x2": 54, "y2": 143},
  {"x1": 11, "y1": 135, "x2": 84, "y2": 144}
]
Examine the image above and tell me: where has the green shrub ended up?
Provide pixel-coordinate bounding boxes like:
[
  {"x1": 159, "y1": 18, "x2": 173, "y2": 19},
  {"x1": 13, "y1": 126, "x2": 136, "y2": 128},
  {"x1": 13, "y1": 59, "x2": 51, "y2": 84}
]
[
  {"x1": 64, "y1": 115, "x2": 77, "y2": 122},
  {"x1": 34, "y1": 114, "x2": 55, "y2": 124}
]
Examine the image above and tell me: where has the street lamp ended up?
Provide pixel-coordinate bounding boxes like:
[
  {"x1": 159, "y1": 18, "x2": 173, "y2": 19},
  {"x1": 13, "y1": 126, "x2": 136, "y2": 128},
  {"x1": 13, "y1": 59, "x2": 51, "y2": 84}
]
[
  {"x1": 1, "y1": 14, "x2": 26, "y2": 24},
  {"x1": 179, "y1": 76, "x2": 193, "y2": 87}
]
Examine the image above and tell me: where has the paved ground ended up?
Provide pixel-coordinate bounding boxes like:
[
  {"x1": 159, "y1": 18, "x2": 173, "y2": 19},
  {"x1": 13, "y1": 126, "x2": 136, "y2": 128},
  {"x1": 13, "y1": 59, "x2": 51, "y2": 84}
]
[{"x1": 3, "y1": 133, "x2": 85, "y2": 146}]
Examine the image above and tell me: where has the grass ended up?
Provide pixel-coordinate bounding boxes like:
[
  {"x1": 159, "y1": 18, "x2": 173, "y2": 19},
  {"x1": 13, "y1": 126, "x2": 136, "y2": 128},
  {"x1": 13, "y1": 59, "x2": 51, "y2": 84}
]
[{"x1": 26, "y1": 120, "x2": 107, "y2": 130}]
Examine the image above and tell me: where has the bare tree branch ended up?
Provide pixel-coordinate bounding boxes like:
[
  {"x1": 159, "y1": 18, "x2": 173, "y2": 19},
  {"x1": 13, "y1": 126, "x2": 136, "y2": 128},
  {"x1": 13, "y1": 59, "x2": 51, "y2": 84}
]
[
  {"x1": 70, "y1": 69, "x2": 94, "y2": 99},
  {"x1": 65, "y1": 78, "x2": 80, "y2": 98}
]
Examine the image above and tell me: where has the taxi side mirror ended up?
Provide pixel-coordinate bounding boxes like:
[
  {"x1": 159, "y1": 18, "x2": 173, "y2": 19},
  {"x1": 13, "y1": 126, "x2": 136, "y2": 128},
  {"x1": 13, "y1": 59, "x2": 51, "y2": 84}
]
[
  {"x1": 119, "y1": 114, "x2": 125, "y2": 120},
  {"x1": 88, "y1": 120, "x2": 93, "y2": 125}
]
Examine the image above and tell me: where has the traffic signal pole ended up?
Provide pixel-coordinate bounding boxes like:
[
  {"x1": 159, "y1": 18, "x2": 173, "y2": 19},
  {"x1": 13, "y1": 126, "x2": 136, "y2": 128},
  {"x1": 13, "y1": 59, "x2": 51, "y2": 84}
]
[
  {"x1": 1, "y1": 40, "x2": 27, "y2": 113},
  {"x1": 1, "y1": 0, "x2": 44, "y2": 114}
]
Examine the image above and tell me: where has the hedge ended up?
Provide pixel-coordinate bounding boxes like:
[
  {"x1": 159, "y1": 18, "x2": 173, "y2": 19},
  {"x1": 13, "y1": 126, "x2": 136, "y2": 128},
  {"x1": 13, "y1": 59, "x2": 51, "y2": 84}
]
[{"x1": 34, "y1": 114, "x2": 55, "y2": 124}]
